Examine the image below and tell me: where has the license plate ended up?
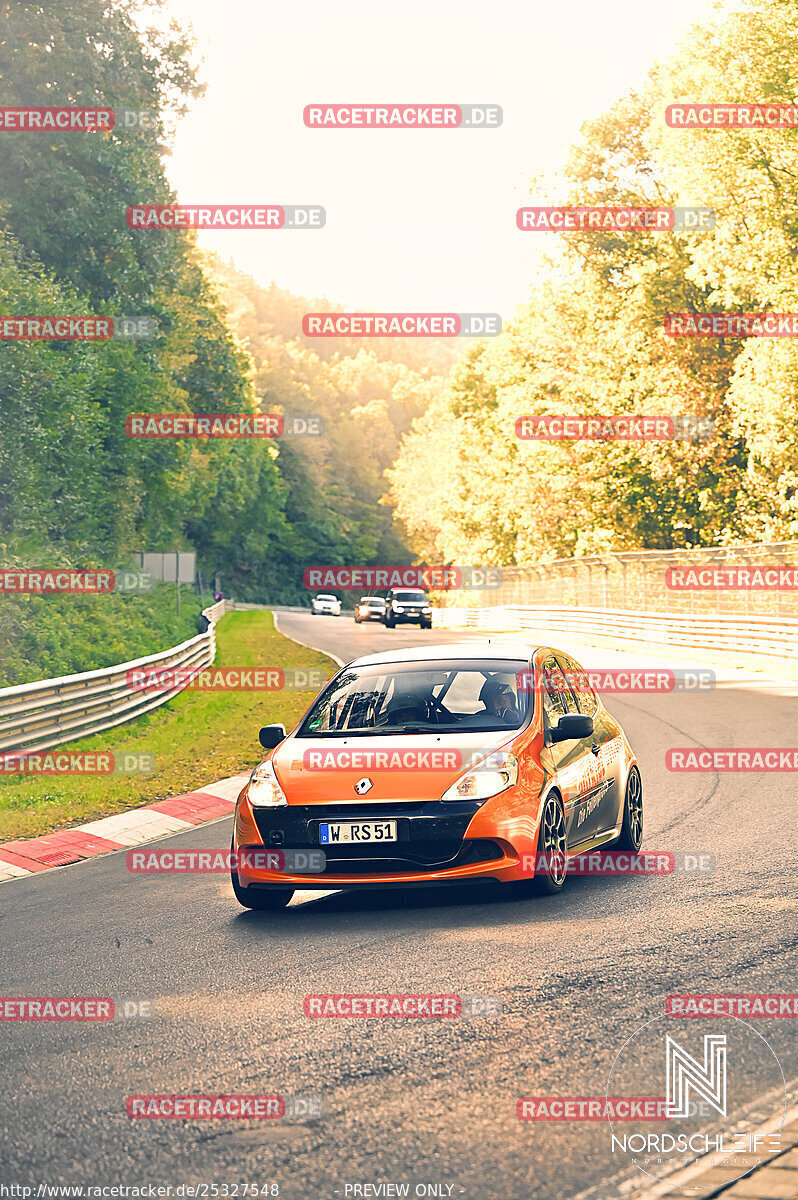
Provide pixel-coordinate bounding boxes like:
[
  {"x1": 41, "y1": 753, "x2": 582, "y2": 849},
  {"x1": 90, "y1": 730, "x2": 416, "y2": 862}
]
[{"x1": 319, "y1": 820, "x2": 398, "y2": 845}]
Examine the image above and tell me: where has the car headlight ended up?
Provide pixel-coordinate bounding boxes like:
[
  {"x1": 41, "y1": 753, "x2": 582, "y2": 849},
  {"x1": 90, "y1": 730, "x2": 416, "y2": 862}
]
[
  {"x1": 422, "y1": 606, "x2": 431, "y2": 613},
  {"x1": 248, "y1": 759, "x2": 288, "y2": 807},
  {"x1": 441, "y1": 752, "x2": 518, "y2": 802},
  {"x1": 394, "y1": 605, "x2": 404, "y2": 612}
]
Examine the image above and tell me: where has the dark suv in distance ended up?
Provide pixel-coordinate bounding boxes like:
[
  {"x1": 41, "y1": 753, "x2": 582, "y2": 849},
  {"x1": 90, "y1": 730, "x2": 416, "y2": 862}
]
[{"x1": 383, "y1": 588, "x2": 433, "y2": 629}]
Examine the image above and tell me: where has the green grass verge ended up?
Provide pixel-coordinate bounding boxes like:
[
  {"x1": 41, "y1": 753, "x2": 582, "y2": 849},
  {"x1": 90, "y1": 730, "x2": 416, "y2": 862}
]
[{"x1": 0, "y1": 609, "x2": 336, "y2": 842}]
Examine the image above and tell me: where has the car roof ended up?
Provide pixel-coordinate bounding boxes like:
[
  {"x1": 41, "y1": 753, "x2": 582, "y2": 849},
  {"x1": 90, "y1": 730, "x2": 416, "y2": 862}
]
[{"x1": 348, "y1": 640, "x2": 541, "y2": 668}]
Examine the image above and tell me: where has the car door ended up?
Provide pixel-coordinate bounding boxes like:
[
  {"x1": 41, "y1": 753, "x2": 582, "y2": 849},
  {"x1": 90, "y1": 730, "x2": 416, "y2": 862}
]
[
  {"x1": 556, "y1": 653, "x2": 623, "y2": 843},
  {"x1": 539, "y1": 653, "x2": 598, "y2": 846}
]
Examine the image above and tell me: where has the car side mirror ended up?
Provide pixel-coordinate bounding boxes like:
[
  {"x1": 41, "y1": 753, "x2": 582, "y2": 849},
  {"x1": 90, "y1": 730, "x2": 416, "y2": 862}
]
[
  {"x1": 549, "y1": 713, "x2": 594, "y2": 744},
  {"x1": 259, "y1": 724, "x2": 286, "y2": 749}
]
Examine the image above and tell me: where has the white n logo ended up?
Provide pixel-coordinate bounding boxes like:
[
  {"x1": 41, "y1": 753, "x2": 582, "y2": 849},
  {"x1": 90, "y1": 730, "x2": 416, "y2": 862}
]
[{"x1": 666, "y1": 1034, "x2": 727, "y2": 1118}]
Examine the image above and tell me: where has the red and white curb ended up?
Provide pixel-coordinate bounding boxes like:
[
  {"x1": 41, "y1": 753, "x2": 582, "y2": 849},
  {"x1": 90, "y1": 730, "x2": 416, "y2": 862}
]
[{"x1": 0, "y1": 772, "x2": 249, "y2": 883}]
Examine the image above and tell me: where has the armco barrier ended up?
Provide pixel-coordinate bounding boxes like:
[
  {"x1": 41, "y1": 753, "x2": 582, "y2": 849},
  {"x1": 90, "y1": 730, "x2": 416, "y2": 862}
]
[
  {"x1": 0, "y1": 600, "x2": 229, "y2": 758},
  {"x1": 432, "y1": 605, "x2": 798, "y2": 662}
]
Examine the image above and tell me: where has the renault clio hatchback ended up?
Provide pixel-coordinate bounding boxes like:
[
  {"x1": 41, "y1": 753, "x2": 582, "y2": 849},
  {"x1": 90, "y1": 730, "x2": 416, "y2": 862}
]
[{"x1": 230, "y1": 642, "x2": 643, "y2": 909}]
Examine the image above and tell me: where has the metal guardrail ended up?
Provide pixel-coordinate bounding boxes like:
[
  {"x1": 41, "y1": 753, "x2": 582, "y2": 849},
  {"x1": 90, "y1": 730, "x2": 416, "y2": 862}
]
[
  {"x1": 0, "y1": 599, "x2": 230, "y2": 758},
  {"x1": 433, "y1": 605, "x2": 798, "y2": 662}
]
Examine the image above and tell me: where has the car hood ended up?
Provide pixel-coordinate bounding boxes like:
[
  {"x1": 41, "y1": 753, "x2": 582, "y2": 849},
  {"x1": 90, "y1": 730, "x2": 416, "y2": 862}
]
[{"x1": 270, "y1": 729, "x2": 516, "y2": 805}]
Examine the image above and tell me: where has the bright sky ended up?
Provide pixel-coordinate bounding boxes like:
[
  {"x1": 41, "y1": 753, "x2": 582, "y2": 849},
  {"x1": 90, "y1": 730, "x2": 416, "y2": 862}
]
[{"x1": 160, "y1": 0, "x2": 715, "y2": 317}]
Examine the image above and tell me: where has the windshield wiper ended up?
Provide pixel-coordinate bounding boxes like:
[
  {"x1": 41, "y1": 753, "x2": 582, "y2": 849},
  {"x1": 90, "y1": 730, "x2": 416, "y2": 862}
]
[
  {"x1": 297, "y1": 727, "x2": 396, "y2": 738},
  {"x1": 381, "y1": 724, "x2": 450, "y2": 734}
]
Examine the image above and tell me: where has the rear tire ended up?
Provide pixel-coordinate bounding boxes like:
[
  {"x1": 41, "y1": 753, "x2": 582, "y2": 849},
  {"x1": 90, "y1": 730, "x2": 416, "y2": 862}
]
[
  {"x1": 616, "y1": 767, "x2": 643, "y2": 851},
  {"x1": 532, "y1": 792, "x2": 568, "y2": 895}
]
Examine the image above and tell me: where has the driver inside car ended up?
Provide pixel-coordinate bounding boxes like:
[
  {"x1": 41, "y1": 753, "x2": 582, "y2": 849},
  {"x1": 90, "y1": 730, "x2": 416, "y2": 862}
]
[{"x1": 476, "y1": 676, "x2": 521, "y2": 725}]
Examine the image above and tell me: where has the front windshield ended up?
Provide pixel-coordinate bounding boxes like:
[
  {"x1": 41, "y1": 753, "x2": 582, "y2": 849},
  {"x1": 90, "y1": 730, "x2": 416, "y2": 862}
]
[
  {"x1": 298, "y1": 659, "x2": 531, "y2": 736},
  {"x1": 392, "y1": 591, "x2": 426, "y2": 602}
]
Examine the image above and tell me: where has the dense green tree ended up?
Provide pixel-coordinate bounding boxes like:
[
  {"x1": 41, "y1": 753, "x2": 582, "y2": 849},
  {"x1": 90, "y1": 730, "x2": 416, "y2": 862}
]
[
  {"x1": 390, "y1": 0, "x2": 792, "y2": 561},
  {"x1": 0, "y1": 1, "x2": 289, "y2": 594}
]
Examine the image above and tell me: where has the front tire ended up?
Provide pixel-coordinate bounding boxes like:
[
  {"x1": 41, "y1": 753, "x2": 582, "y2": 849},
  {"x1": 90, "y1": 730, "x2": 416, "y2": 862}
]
[
  {"x1": 421, "y1": 619, "x2": 432, "y2": 629},
  {"x1": 616, "y1": 767, "x2": 643, "y2": 851},
  {"x1": 231, "y1": 847, "x2": 294, "y2": 910},
  {"x1": 385, "y1": 616, "x2": 395, "y2": 629},
  {"x1": 532, "y1": 792, "x2": 568, "y2": 894}
]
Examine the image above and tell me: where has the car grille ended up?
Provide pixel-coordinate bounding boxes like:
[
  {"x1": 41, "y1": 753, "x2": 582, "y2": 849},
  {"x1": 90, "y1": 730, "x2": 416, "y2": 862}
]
[
  {"x1": 250, "y1": 799, "x2": 492, "y2": 876},
  {"x1": 319, "y1": 839, "x2": 504, "y2": 875}
]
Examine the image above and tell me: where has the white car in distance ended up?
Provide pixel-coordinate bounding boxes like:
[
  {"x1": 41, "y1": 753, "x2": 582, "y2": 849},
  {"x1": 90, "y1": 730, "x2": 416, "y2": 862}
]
[{"x1": 311, "y1": 593, "x2": 342, "y2": 616}]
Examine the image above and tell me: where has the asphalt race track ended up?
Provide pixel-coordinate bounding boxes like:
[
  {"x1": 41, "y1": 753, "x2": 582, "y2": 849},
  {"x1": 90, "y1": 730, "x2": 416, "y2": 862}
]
[{"x1": 1, "y1": 610, "x2": 796, "y2": 1198}]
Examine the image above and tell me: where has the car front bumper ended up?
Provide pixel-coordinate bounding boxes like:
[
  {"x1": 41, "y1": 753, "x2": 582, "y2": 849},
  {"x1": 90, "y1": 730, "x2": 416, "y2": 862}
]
[{"x1": 234, "y1": 796, "x2": 521, "y2": 888}]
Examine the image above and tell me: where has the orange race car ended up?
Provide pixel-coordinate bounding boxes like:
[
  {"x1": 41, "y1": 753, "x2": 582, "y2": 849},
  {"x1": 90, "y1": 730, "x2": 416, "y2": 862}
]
[{"x1": 230, "y1": 642, "x2": 643, "y2": 909}]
